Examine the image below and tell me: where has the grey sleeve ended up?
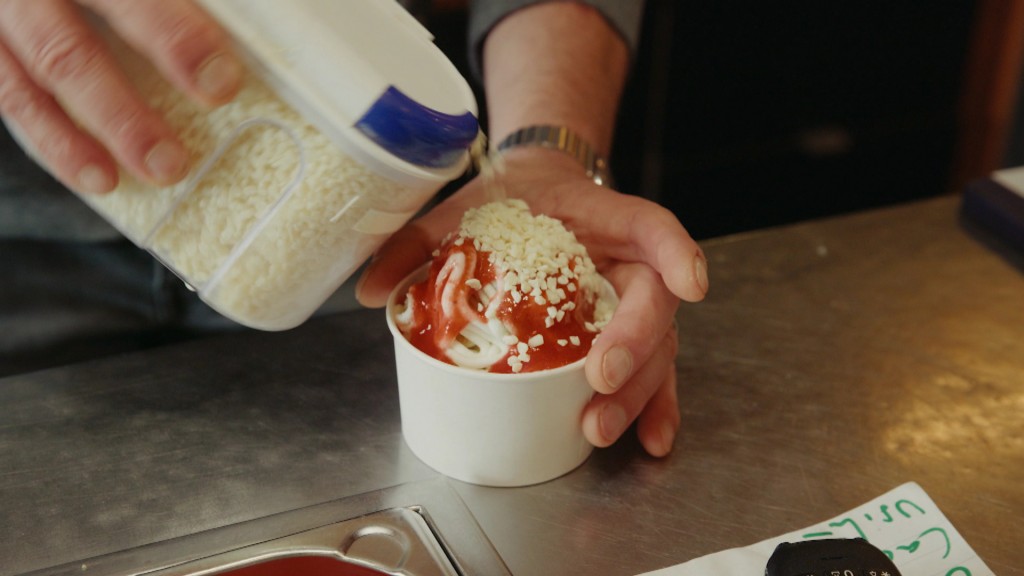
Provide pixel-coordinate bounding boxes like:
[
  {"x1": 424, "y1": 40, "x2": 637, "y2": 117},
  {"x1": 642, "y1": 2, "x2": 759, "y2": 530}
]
[{"x1": 467, "y1": 0, "x2": 646, "y2": 81}]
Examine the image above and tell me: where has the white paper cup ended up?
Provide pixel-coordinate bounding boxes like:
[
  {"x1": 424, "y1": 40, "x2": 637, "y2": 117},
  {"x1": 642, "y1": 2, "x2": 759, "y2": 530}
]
[{"x1": 387, "y1": 265, "x2": 615, "y2": 487}]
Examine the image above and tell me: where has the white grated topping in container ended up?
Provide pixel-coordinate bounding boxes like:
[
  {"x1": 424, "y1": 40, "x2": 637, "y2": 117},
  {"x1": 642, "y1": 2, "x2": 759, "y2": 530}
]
[{"x1": 72, "y1": 2, "x2": 478, "y2": 330}]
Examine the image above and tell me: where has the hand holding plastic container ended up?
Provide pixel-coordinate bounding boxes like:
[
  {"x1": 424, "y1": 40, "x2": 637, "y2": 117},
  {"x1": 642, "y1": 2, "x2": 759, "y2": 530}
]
[{"x1": 77, "y1": 0, "x2": 479, "y2": 330}]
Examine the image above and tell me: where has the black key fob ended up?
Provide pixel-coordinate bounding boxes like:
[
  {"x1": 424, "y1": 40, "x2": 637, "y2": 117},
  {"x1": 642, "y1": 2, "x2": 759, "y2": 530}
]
[{"x1": 765, "y1": 538, "x2": 902, "y2": 576}]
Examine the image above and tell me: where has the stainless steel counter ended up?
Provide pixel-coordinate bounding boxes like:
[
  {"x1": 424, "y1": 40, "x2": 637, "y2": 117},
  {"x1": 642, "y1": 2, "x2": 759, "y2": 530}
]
[{"x1": 2, "y1": 195, "x2": 1022, "y2": 576}]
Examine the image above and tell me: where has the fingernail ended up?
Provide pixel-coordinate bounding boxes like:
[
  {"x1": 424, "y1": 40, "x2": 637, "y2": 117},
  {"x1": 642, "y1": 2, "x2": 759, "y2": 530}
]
[
  {"x1": 694, "y1": 253, "x2": 709, "y2": 295},
  {"x1": 354, "y1": 268, "x2": 372, "y2": 305},
  {"x1": 599, "y1": 404, "x2": 628, "y2": 443},
  {"x1": 602, "y1": 346, "x2": 633, "y2": 390},
  {"x1": 658, "y1": 421, "x2": 676, "y2": 456},
  {"x1": 145, "y1": 140, "x2": 188, "y2": 183},
  {"x1": 77, "y1": 164, "x2": 115, "y2": 194},
  {"x1": 196, "y1": 53, "x2": 242, "y2": 102}
]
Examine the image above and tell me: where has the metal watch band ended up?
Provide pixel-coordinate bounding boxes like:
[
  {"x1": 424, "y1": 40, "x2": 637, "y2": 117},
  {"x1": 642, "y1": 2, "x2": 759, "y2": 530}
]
[{"x1": 495, "y1": 125, "x2": 612, "y2": 187}]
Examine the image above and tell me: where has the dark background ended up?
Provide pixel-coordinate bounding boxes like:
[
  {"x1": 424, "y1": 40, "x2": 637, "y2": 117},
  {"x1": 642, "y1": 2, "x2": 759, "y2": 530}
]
[
  {"x1": 615, "y1": 1, "x2": 977, "y2": 240},
  {"x1": 433, "y1": 1, "x2": 991, "y2": 240}
]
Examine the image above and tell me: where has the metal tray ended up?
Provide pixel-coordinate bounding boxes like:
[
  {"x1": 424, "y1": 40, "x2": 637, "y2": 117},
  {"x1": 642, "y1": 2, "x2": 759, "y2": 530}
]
[
  {"x1": 22, "y1": 480, "x2": 509, "y2": 576},
  {"x1": 146, "y1": 507, "x2": 456, "y2": 576}
]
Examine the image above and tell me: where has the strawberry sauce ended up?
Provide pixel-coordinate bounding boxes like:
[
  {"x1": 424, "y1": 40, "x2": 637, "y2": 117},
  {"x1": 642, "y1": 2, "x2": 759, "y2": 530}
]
[{"x1": 401, "y1": 241, "x2": 597, "y2": 373}]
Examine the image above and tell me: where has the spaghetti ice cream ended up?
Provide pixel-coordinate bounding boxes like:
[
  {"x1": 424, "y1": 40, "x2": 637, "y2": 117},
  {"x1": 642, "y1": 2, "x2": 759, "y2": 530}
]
[
  {"x1": 393, "y1": 199, "x2": 616, "y2": 373},
  {"x1": 386, "y1": 198, "x2": 617, "y2": 486}
]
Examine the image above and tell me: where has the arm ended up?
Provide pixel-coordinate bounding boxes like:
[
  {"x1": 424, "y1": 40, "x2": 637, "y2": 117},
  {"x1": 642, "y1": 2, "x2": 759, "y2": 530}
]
[
  {"x1": 358, "y1": 1, "x2": 709, "y2": 457},
  {"x1": 481, "y1": 1, "x2": 629, "y2": 158}
]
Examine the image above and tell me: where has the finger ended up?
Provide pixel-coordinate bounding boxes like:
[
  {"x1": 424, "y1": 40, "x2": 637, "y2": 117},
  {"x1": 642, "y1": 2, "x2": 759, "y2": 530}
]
[
  {"x1": 642, "y1": 210, "x2": 709, "y2": 304},
  {"x1": 0, "y1": 40, "x2": 117, "y2": 193},
  {"x1": 83, "y1": 0, "x2": 242, "y2": 106},
  {"x1": 582, "y1": 200, "x2": 707, "y2": 304},
  {"x1": 581, "y1": 319, "x2": 678, "y2": 451},
  {"x1": 635, "y1": 329, "x2": 681, "y2": 457},
  {"x1": 556, "y1": 188, "x2": 709, "y2": 303},
  {"x1": 0, "y1": 0, "x2": 189, "y2": 184},
  {"x1": 585, "y1": 262, "x2": 679, "y2": 394}
]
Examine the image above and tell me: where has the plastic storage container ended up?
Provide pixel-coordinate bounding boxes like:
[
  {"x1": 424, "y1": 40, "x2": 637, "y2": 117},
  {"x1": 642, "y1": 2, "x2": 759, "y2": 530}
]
[{"x1": 78, "y1": 0, "x2": 479, "y2": 330}]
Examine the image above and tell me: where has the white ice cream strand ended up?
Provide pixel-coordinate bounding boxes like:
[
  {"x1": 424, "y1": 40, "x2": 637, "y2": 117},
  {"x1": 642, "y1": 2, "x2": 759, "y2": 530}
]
[{"x1": 445, "y1": 319, "x2": 511, "y2": 369}]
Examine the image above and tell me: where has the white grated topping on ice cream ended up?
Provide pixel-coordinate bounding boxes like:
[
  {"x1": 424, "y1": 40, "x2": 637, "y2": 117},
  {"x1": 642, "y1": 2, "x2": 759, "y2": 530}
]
[
  {"x1": 455, "y1": 199, "x2": 605, "y2": 309},
  {"x1": 398, "y1": 199, "x2": 617, "y2": 373}
]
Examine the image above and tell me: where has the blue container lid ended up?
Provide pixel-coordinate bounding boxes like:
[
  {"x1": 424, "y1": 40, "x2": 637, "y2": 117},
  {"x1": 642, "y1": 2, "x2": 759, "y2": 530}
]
[{"x1": 357, "y1": 86, "x2": 479, "y2": 169}]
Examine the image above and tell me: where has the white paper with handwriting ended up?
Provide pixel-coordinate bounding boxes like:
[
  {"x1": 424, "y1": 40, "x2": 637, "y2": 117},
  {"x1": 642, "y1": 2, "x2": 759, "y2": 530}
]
[{"x1": 639, "y1": 482, "x2": 995, "y2": 576}]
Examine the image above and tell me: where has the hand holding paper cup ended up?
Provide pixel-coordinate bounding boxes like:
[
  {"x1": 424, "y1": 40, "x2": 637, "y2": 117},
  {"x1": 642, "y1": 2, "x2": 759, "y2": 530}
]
[{"x1": 386, "y1": 200, "x2": 618, "y2": 487}]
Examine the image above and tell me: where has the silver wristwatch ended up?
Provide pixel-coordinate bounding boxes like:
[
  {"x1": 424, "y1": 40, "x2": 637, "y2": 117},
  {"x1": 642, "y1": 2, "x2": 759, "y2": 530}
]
[{"x1": 496, "y1": 125, "x2": 613, "y2": 187}]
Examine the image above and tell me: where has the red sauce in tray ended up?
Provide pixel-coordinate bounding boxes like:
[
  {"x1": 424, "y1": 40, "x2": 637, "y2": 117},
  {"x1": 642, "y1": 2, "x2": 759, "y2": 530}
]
[{"x1": 220, "y1": 555, "x2": 387, "y2": 576}]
